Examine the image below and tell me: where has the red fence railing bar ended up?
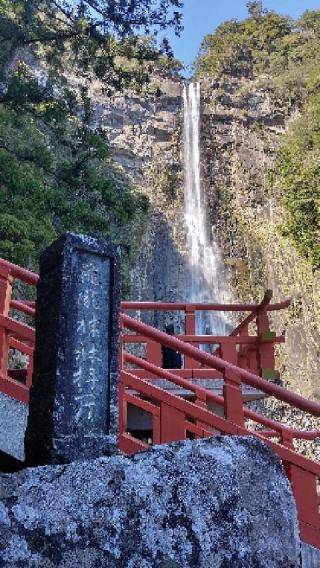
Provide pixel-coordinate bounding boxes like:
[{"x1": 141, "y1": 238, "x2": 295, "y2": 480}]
[
  {"x1": 10, "y1": 300, "x2": 36, "y2": 318},
  {"x1": 121, "y1": 314, "x2": 320, "y2": 417},
  {"x1": 120, "y1": 313, "x2": 320, "y2": 548},
  {"x1": 121, "y1": 299, "x2": 291, "y2": 312},
  {"x1": 0, "y1": 259, "x2": 38, "y2": 286}
]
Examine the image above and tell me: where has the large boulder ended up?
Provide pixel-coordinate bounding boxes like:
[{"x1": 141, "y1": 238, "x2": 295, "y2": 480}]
[{"x1": 0, "y1": 436, "x2": 300, "y2": 567}]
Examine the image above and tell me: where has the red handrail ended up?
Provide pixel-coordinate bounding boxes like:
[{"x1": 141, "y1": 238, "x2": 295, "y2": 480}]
[
  {"x1": 0, "y1": 259, "x2": 38, "y2": 286},
  {"x1": 121, "y1": 314, "x2": 320, "y2": 418},
  {"x1": 123, "y1": 351, "x2": 320, "y2": 442}
]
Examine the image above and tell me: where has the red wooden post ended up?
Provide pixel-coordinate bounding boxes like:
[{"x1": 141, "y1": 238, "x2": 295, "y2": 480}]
[
  {"x1": 152, "y1": 413, "x2": 161, "y2": 445},
  {"x1": 256, "y1": 310, "x2": 277, "y2": 380},
  {"x1": 119, "y1": 325, "x2": 125, "y2": 371},
  {"x1": 185, "y1": 306, "x2": 200, "y2": 369},
  {"x1": 118, "y1": 380, "x2": 127, "y2": 435},
  {"x1": 238, "y1": 323, "x2": 249, "y2": 368},
  {"x1": 247, "y1": 346, "x2": 259, "y2": 375},
  {"x1": 194, "y1": 389, "x2": 209, "y2": 435},
  {"x1": 284, "y1": 462, "x2": 320, "y2": 548},
  {"x1": 0, "y1": 266, "x2": 12, "y2": 376},
  {"x1": 146, "y1": 340, "x2": 162, "y2": 368},
  {"x1": 160, "y1": 402, "x2": 186, "y2": 443},
  {"x1": 26, "y1": 357, "x2": 34, "y2": 388},
  {"x1": 221, "y1": 342, "x2": 244, "y2": 427}
]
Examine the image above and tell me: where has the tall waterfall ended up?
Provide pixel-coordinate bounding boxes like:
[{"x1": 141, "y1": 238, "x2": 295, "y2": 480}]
[{"x1": 183, "y1": 82, "x2": 228, "y2": 336}]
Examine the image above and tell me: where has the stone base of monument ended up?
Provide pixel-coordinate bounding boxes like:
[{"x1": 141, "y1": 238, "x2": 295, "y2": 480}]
[{"x1": 0, "y1": 436, "x2": 301, "y2": 568}]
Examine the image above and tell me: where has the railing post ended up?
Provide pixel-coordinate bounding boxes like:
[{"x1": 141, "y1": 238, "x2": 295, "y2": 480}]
[
  {"x1": 146, "y1": 340, "x2": 162, "y2": 368},
  {"x1": 221, "y1": 343, "x2": 244, "y2": 427},
  {"x1": 25, "y1": 233, "x2": 121, "y2": 465},
  {"x1": 160, "y1": 403, "x2": 185, "y2": 443},
  {"x1": 0, "y1": 266, "x2": 12, "y2": 375},
  {"x1": 238, "y1": 323, "x2": 249, "y2": 368},
  {"x1": 284, "y1": 462, "x2": 320, "y2": 548},
  {"x1": 185, "y1": 305, "x2": 200, "y2": 369}
]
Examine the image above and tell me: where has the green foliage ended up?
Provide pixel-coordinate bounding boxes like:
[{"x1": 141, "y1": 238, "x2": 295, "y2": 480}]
[
  {"x1": 0, "y1": 0, "x2": 184, "y2": 293},
  {"x1": 195, "y1": 5, "x2": 320, "y2": 270},
  {"x1": 272, "y1": 95, "x2": 320, "y2": 270},
  {"x1": 0, "y1": 67, "x2": 149, "y2": 274},
  {"x1": 194, "y1": 8, "x2": 292, "y2": 79},
  {"x1": 0, "y1": 0, "x2": 183, "y2": 87},
  {"x1": 195, "y1": 6, "x2": 320, "y2": 103}
]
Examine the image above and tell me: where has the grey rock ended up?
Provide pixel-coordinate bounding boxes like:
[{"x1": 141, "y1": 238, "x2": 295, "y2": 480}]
[
  {"x1": 0, "y1": 393, "x2": 28, "y2": 461},
  {"x1": 301, "y1": 542, "x2": 320, "y2": 567},
  {"x1": 0, "y1": 436, "x2": 300, "y2": 567}
]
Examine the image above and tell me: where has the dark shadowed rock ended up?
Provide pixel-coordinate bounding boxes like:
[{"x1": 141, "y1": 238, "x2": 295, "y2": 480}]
[{"x1": 0, "y1": 437, "x2": 300, "y2": 567}]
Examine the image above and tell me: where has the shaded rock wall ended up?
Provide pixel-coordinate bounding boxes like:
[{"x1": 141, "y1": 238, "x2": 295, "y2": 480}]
[{"x1": 0, "y1": 436, "x2": 300, "y2": 567}]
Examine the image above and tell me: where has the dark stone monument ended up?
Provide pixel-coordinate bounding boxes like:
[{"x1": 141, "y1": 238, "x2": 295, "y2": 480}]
[{"x1": 25, "y1": 233, "x2": 121, "y2": 465}]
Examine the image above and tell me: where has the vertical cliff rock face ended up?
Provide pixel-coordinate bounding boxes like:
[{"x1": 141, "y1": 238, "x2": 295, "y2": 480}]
[
  {"x1": 86, "y1": 72, "x2": 192, "y2": 330},
  {"x1": 83, "y1": 68, "x2": 318, "y2": 402},
  {"x1": 200, "y1": 76, "x2": 319, "y2": 401}
]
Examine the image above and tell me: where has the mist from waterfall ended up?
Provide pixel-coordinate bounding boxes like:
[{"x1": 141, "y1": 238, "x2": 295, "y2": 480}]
[{"x1": 183, "y1": 82, "x2": 228, "y2": 336}]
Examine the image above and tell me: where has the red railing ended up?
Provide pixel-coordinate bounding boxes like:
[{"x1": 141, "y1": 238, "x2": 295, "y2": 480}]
[
  {"x1": 0, "y1": 259, "x2": 38, "y2": 403},
  {"x1": 121, "y1": 291, "x2": 290, "y2": 381},
  {"x1": 1, "y1": 257, "x2": 319, "y2": 548},
  {"x1": 120, "y1": 314, "x2": 320, "y2": 549}
]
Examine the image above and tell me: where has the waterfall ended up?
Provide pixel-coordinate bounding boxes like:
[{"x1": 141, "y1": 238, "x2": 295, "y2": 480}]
[{"x1": 183, "y1": 82, "x2": 228, "y2": 336}]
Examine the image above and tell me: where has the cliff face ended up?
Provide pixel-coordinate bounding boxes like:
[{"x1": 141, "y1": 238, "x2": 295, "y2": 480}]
[
  {"x1": 200, "y1": 76, "x2": 319, "y2": 401},
  {"x1": 86, "y1": 72, "x2": 195, "y2": 330},
  {"x1": 79, "y1": 65, "x2": 318, "y2": 399}
]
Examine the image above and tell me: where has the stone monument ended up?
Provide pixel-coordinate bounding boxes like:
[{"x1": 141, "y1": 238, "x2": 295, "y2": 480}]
[{"x1": 25, "y1": 233, "x2": 121, "y2": 465}]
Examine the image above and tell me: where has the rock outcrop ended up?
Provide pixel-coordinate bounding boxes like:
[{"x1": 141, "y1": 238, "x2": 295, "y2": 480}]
[{"x1": 0, "y1": 436, "x2": 300, "y2": 567}]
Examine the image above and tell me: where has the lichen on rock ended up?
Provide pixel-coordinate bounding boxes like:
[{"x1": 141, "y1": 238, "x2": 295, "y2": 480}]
[{"x1": 0, "y1": 436, "x2": 300, "y2": 567}]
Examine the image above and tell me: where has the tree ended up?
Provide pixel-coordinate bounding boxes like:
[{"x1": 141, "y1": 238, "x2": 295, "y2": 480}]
[
  {"x1": 246, "y1": 1, "x2": 263, "y2": 19},
  {"x1": 0, "y1": 0, "x2": 183, "y2": 83}
]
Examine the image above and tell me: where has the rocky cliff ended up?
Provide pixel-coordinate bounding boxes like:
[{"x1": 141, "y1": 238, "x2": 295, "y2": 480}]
[
  {"x1": 85, "y1": 70, "x2": 195, "y2": 331},
  {"x1": 199, "y1": 75, "x2": 319, "y2": 403},
  {"x1": 95, "y1": 69, "x2": 318, "y2": 407},
  {"x1": 55, "y1": 38, "x2": 318, "y2": 409}
]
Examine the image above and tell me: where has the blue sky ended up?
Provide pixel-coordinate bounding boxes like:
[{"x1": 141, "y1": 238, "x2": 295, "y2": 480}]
[{"x1": 166, "y1": 1, "x2": 320, "y2": 71}]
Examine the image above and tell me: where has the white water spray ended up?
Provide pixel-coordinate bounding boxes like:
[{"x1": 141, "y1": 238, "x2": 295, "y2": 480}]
[{"x1": 183, "y1": 82, "x2": 228, "y2": 336}]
